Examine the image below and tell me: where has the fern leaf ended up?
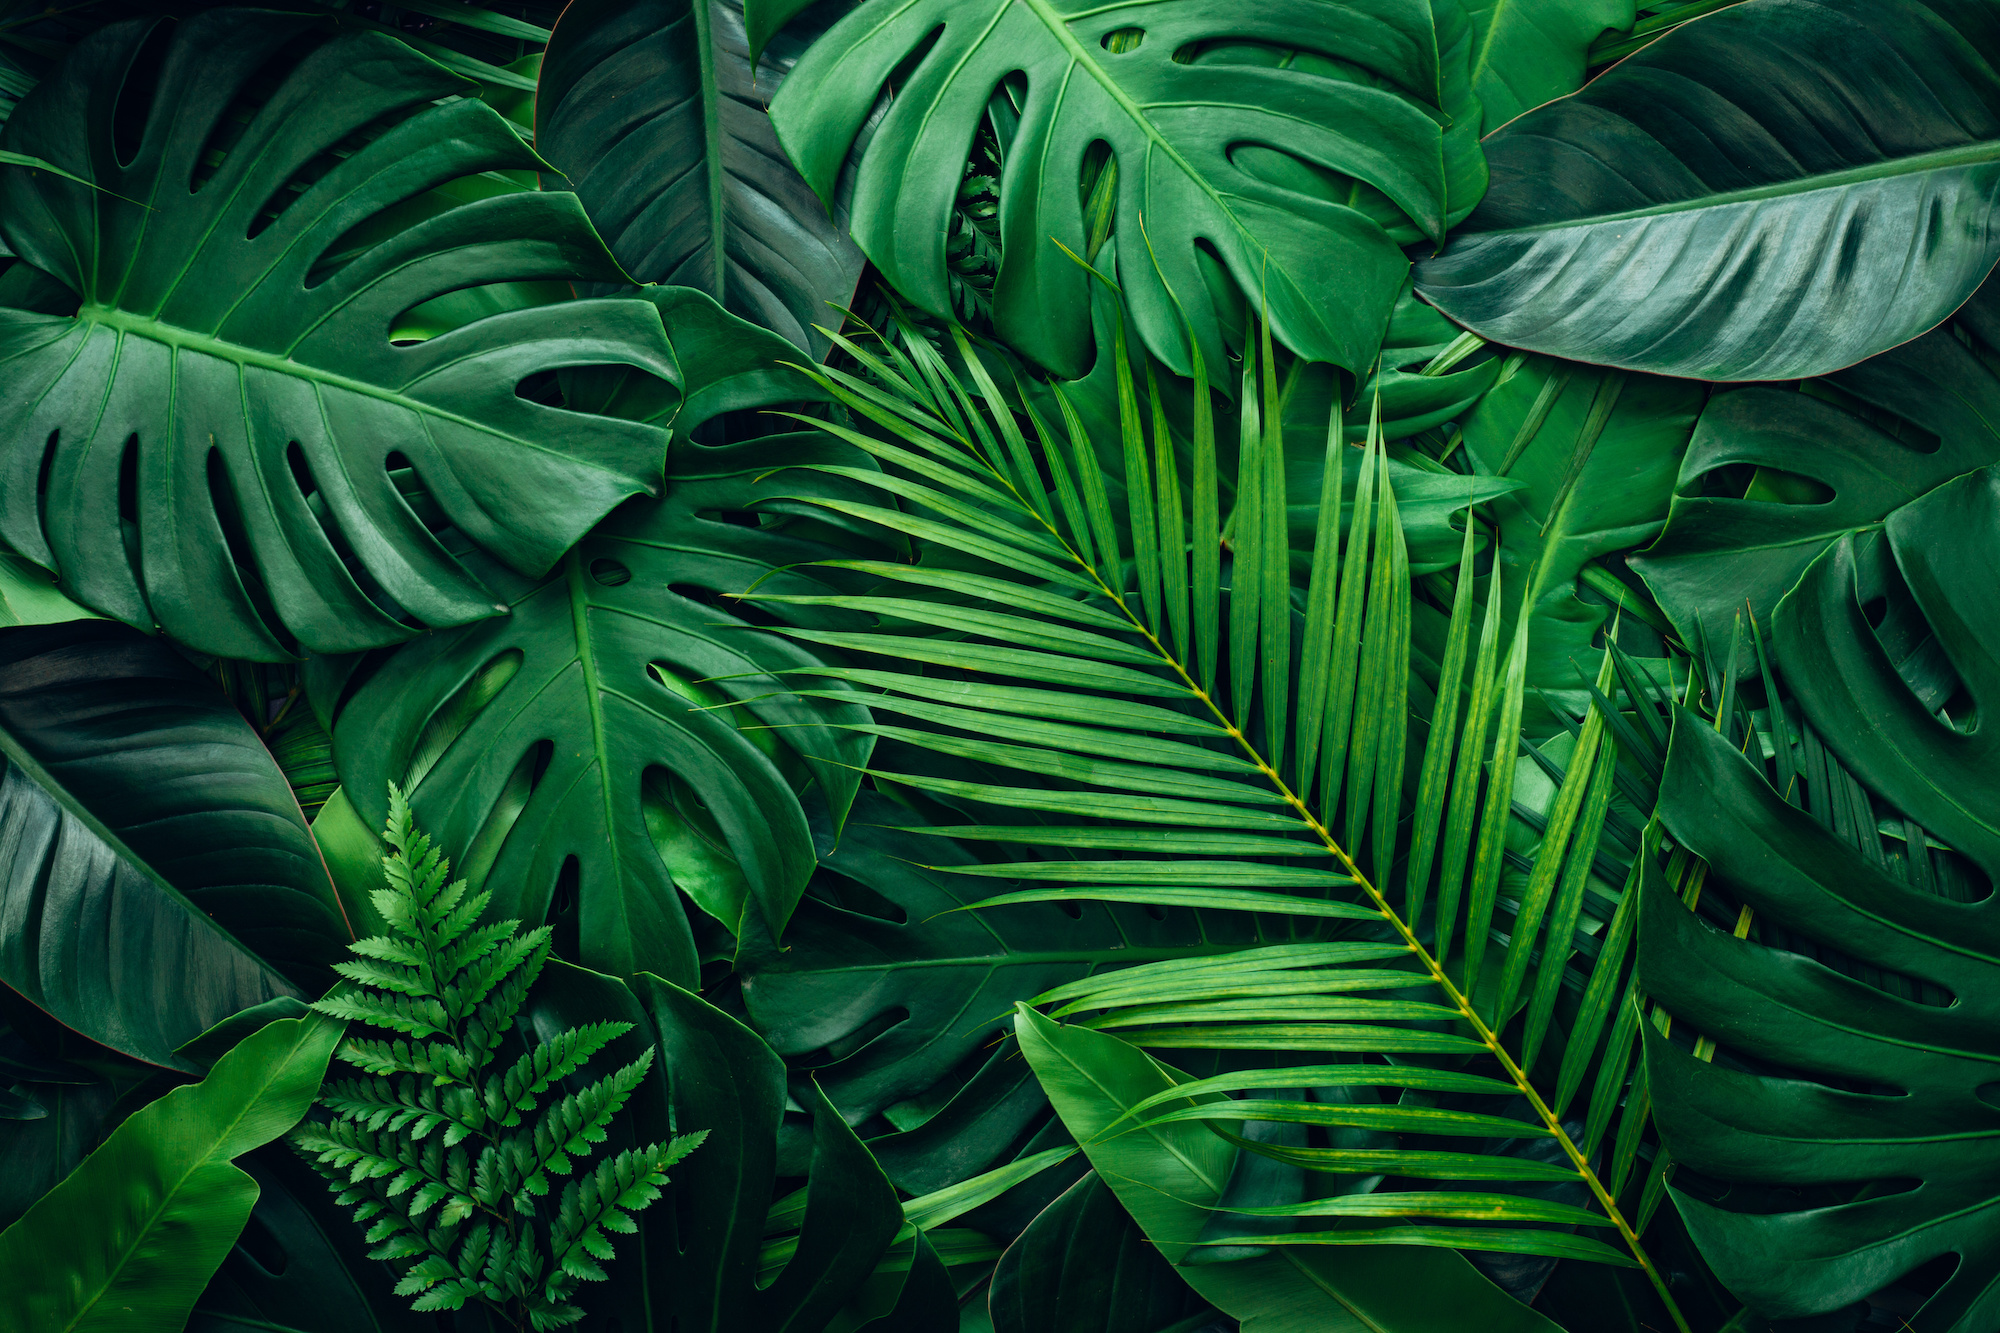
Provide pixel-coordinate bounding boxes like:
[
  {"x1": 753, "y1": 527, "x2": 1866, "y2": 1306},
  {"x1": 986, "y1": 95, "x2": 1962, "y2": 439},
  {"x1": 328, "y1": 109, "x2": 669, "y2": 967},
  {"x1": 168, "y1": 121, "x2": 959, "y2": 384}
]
[
  {"x1": 462, "y1": 941, "x2": 552, "y2": 1067},
  {"x1": 489, "y1": 1022, "x2": 633, "y2": 1127},
  {"x1": 544, "y1": 1136, "x2": 701, "y2": 1301},
  {"x1": 314, "y1": 989, "x2": 452, "y2": 1038},
  {"x1": 334, "y1": 1036, "x2": 472, "y2": 1083},
  {"x1": 447, "y1": 928, "x2": 551, "y2": 1024},
  {"x1": 499, "y1": 1053, "x2": 655, "y2": 1202}
]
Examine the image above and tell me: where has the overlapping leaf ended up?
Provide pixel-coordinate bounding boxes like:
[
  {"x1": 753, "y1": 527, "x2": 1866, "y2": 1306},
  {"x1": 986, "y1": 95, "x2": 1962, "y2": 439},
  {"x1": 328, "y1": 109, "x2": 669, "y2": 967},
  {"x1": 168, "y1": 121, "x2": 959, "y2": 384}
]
[
  {"x1": 537, "y1": 0, "x2": 865, "y2": 356},
  {"x1": 0, "y1": 10, "x2": 678, "y2": 660},
  {"x1": 0, "y1": 620, "x2": 345, "y2": 1070},
  {"x1": 1418, "y1": 0, "x2": 2000, "y2": 381},
  {"x1": 756, "y1": 0, "x2": 1484, "y2": 378}
]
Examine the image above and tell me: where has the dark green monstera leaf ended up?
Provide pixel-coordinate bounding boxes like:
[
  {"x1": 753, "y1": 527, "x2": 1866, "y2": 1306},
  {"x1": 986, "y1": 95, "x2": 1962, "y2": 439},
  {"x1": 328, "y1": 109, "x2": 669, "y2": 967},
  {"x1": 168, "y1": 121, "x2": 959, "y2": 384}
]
[
  {"x1": 324, "y1": 293, "x2": 883, "y2": 982},
  {"x1": 537, "y1": 0, "x2": 865, "y2": 357},
  {"x1": 1645, "y1": 466, "x2": 2000, "y2": 1328},
  {"x1": 0, "y1": 10, "x2": 677, "y2": 661},
  {"x1": 0, "y1": 621, "x2": 345, "y2": 1071},
  {"x1": 1417, "y1": 0, "x2": 2000, "y2": 381},
  {"x1": 1634, "y1": 295, "x2": 2000, "y2": 662},
  {"x1": 754, "y1": 0, "x2": 1484, "y2": 378}
]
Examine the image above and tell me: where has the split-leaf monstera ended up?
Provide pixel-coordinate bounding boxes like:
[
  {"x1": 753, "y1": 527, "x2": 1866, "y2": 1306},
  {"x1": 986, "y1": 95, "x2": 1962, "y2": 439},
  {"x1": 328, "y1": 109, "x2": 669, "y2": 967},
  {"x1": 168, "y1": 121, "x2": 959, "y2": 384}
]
[
  {"x1": 754, "y1": 0, "x2": 1485, "y2": 379},
  {"x1": 0, "y1": 10, "x2": 679, "y2": 661}
]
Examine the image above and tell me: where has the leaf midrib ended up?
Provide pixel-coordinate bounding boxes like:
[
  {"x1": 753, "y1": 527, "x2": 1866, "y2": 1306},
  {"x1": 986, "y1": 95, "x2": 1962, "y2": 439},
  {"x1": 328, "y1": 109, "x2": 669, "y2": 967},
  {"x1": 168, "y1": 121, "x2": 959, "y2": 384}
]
[
  {"x1": 73, "y1": 304, "x2": 613, "y2": 468},
  {"x1": 1472, "y1": 138, "x2": 2000, "y2": 237}
]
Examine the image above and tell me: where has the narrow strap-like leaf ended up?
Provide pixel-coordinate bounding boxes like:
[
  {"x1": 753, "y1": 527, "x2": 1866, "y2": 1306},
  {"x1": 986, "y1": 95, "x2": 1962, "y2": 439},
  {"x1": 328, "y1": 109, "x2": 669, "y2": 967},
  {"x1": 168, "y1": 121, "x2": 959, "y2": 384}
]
[
  {"x1": 1319, "y1": 403, "x2": 1377, "y2": 823},
  {"x1": 1190, "y1": 341, "x2": 1221, "y2": 693},
  {"x1": 1496, "y1": 365, "x2": 1572, "y2": 476},
  {"x1": 951, "y1": 326, "x2": 1054, "y2": 526},
  {"x1": 1227, "y1": 343, "x2": 1263, "y2": 731},
  {"x1": 1294, "y1": 400, "x2": 1347, "y2": 796},
  {"x1": 1404, "y1": 506, "x2": 1479, "y2": 926},
  {"x1": 1115, "y1": 316, "x2": 1162, "y2": 636},
  {"x1": 1055, "y1": 384, "x2": 1123, "y2": 593},
  {"x1": 1463, "y1": 586, "x2": 1534, "y2": 996},
  {"x1": 1021, "y1": 389, "x2": 1094, "y2": 567},
  {"x1": 1433, "y1": 563, "x2": 1504, "y2": 961},
  {"x1": 1540, "y1": 370, "x2": 1624, "y2": 536},
  {"x1": 1150, "y1": 364, "x2": 1191, "y2": 660},
  {"x1": 1257, "y1": 317, "x2": 1290, "y2": 773},
  {"x1": 1522, "y1": 741, "x2": 1620, "y2": 1073},
  {"x1": 1493, "y1": 648, "x2": 1615, "y2": 1025}
]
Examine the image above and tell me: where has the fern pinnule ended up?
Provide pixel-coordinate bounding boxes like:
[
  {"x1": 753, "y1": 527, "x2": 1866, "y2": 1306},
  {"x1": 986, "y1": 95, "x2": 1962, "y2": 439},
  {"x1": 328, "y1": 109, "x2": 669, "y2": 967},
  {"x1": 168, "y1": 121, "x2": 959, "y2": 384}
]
[{"x1": 293, "y1": 786, "x2": 701, "y2": 1330}]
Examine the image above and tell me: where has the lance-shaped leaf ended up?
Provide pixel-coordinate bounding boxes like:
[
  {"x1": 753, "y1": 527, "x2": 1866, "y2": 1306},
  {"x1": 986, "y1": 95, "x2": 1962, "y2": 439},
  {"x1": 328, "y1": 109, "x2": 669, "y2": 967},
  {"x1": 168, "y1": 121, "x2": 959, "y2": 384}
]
[
  {"x1": 537, "y1": 0, "x2": 865, "y2": 357},
  {"x1": 0, "y1": 1014, "x2": 342, "y2": 1333},
  {"x1": 1416, "y1": 0, "x2": 2000, "y2": 381},
  {"x1": 0, "y1": 11, "x2": 677, "y2": 661},
  {"x1": 0, "y1": 621, "x2": 345, "y2": 1071},
  {"x1": 757, "y1": 0, "x2": 1484, "y2": 378}
]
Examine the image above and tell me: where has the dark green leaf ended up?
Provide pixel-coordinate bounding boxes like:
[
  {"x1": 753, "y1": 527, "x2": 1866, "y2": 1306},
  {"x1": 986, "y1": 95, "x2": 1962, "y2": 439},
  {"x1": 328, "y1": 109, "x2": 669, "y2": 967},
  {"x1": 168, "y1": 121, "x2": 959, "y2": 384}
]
[
  {"x1": 1417, "y1": 0, "x2": 2000, "y2": 380},
  {"x1": 0, "y1": 12, "x2": 677, "y2": 659}
]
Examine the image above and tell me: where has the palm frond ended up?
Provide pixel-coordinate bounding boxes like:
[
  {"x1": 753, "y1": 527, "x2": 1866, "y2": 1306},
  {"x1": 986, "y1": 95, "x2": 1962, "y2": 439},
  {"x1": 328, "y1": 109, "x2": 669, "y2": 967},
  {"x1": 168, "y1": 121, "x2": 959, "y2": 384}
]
[{"x1": 745, "y1": 310, "x2": 1695, "y2": 1327}]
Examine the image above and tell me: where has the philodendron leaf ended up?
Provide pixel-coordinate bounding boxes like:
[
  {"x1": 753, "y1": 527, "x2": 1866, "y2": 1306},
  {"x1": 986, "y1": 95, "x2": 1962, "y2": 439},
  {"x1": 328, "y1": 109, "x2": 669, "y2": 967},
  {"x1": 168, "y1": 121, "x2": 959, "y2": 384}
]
[
  {"x1": 0, "y1": 10, "x2": 679, "y2": 661},
  {"x1": 0, "y1": 1013, "x2": 342, "y2": 1333},
  {"x1": 989, "y1": 1170, "x2": 1210, "y2": 1333},
  {"x1": 1015, "y1": 1008, "x2": 1566, "y2": 1333},
  {"x1": 0, "y1": 621, "x2": 346, "y2": 1071},
  {"x1": 1417, "y1": 0, "x2": 2000, "y2": 381},
  {"x1": 537, "y1": 0, "x2": 866, "y2": 357},
  {"x1": 1462, "y1": 0, "x2": 1635, "y2": 131},
  {"x1": 756, "y1": 0, "x2": 1484, "y2": 378}
]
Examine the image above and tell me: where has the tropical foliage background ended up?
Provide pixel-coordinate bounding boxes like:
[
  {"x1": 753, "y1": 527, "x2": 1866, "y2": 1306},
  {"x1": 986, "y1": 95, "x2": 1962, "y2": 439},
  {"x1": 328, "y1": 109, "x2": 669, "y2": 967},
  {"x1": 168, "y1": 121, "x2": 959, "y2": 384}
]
[{"x1": 0, "y1": 0, "x2": 1994, "y2": 1329}]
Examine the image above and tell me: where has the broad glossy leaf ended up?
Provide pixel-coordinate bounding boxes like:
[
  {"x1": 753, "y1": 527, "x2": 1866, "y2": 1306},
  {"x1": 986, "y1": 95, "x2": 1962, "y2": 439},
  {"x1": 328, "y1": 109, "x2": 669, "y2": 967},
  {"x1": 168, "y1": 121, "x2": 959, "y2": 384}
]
[
  {"x1": 1016, "y1": 1008, "x2": 1565, "y2": 1332},
  {"x1": 188, "y1": 1147, "x2": 430, "y2": 1333},
  {"x1": 0, "y1": 549, "x2": 96, "y2": 628},
  {"x1": 1634, "y1": 303, "x2": 2000, "y2": 661},
  {"x1": 0, "y1": 622, "x2": 344, "y2": 1071},
  {"x1": 1417, "y1": 0, "x2": 2000, "y2": 380},
  {"x1": 989, "y1": 1170, "x2": 1208, "y2": 1333},
  {"x1": 327, "y1": 316, "x2": 876, "y2": 977},
  {"x1": 1645, "y1": 710, "x2": 2000, "y2": 1327},
  {"x1": 538, "y1": 0, "x2": 865, "y2": 356},
  {"x1": 0, "y1": 1014, "x2": 341, "y2": 1333},
  {"x1": 0, "y1": 11, "x2": 677, "y2": 660},
  {"x1": 760, "y1": 0, "x2": 1485, "y2": 377},
  {"x1": 632, "y1": 974, "x2": 904, "y2": 1330},
  {"x1": 738, "y1": 794, "x2": 1264, "y2": 1152},
  {"x1": 1458, "y1": 354, "x2": 1700, "y2": 730},
  {"x1": 1462, "y1": 0, "x2": 1634, "y2": 130}
]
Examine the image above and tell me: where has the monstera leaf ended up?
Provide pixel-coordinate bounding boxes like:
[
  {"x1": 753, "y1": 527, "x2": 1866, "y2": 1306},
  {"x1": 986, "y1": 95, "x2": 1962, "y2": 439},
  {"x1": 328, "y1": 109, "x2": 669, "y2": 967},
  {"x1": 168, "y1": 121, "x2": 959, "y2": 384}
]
[
  {"x1": 1635, "y1": 298, "x2": 2000, "y2": 661},
  {"x1": 755, "y1": 0, "x2": 1484, "y2": 378},
  {"x1": 325, "y1": 297, "x2": 883, "y2": 981},
  {"x1": 537, "y1": 0, "x2": 866, "y2": 356},
  {"x1": 1462, "y1": 0, "x2": 1635, "y2": 130},
  {"x1": 1645, "y1": 465, "x2": 2000, "y2": 1327},
  {"x1": 1417, "y1": 0, "x2": 2000, "y2": 381},
  {"x1": 0, "y1": 621, "x2": 346, "y2": 1071},
  {"x1": 0, "y1": 10, "x2": 678, "y2": 661}
]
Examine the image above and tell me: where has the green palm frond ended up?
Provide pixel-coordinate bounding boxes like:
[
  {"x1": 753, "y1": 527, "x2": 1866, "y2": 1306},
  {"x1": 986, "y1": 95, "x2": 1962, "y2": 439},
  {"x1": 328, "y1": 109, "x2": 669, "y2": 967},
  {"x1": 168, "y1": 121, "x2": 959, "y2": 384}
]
[{"x1": 748, "y1": 310, "x2": 1691, "y2": 1327}]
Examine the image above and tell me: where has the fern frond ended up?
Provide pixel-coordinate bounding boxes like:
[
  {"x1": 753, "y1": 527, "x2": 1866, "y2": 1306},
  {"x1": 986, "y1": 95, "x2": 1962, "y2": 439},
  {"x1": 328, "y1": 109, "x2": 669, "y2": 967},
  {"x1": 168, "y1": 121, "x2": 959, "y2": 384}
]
[
  {"x1": 314, "y1": 989, "x2": 452, "y2": 1038},
  {"x1": 494, "y1": 1052, "x2": 656, "y2": 1204},
  {"x1": 446, "y1": 928, "x2": 550, "y2": 1025},
  {"x1": 488, "y1": 1022, "x2": 633, "y2": 1127},
  {"x1": 334, "y1": 1036, "x2": 472, "y2": 1083},
  {"x1": 320, "y1": 1075, "x2": 486, "y2": 1145},
  {"x1": 545, "y1": 1135, "x2": 705, "y2": 1299},
  {"x1": 462, "y1": 938, "x2": 552, "y2": 1067}
]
